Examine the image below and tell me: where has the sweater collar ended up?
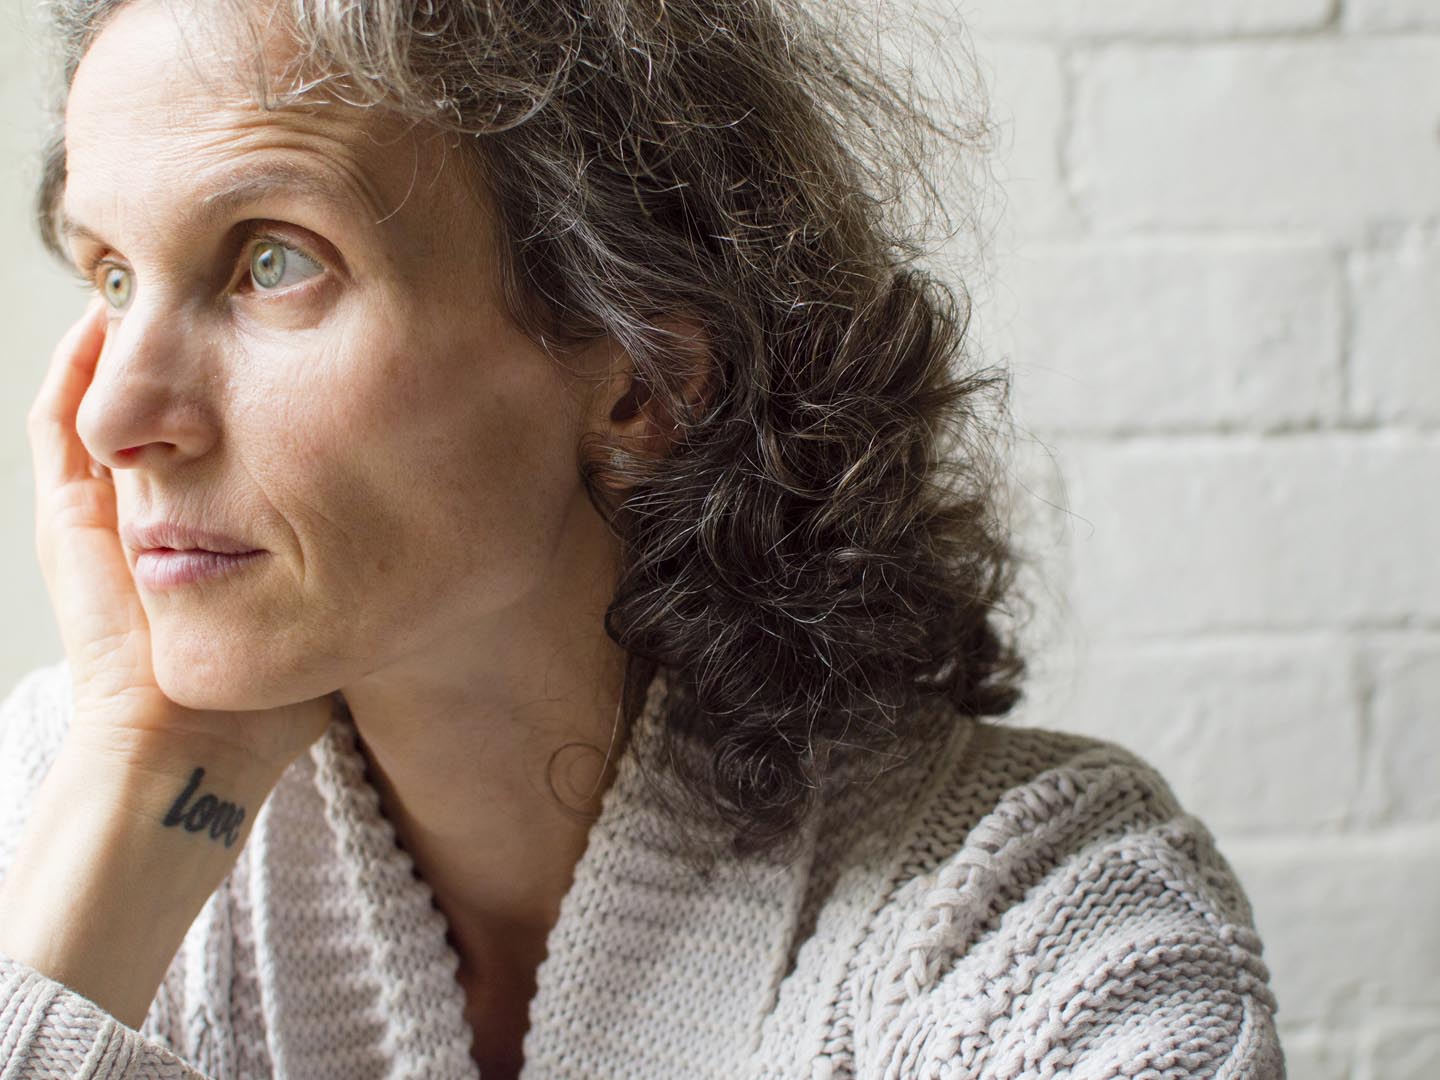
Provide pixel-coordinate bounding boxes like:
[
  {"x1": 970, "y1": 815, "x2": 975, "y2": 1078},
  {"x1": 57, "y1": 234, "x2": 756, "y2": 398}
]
[{"x1": 247, "y1": 663, "x2": 819, "y2": 1079}]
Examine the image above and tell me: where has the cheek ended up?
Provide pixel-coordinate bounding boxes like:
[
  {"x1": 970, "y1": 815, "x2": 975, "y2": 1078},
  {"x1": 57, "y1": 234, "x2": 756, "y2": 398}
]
[
  {"x1": 253, "y1": 328, "x2": 585, "y2": 633},
  {"x1": 143, "y1": 313, "x2": 591, "y2": 708}
]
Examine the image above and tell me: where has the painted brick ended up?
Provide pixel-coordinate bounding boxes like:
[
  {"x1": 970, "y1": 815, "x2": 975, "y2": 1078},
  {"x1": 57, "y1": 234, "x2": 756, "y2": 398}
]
[
  {"x1": 1355, "y1": 637, "x2": 1440, "y2": 827},
  {"x1": 1223, "y1": 832, "x2": 1440, "y2": 1024},
  {"x1": 1001, "y1": 435, "x2": 1081, "y2": 673},
  {"x1": 979, "y1": 43, "x2": 1077, "y2": 240},
  {"x1": 1344, "y1": 0, "x2": 1440, "y2": 31},
  {"x1": 0, "y1": 0, "x2": 1436, "y2": 1070},
  {"x1": 1365, "y1": 1023, "x2": 1440, "y2": 1080},
  {"x1": 1006, "y1": 432, "x2": 1073, "y2": 556},
  {"x1": 1020, "y1": 636, "x2": 1360, "y2": 834},
  {"x1": 1072, "y1": 41, "x2": 1440, "y2": 238},
  {"x1": 960, "y1": 0, "x2": 1335, "y2": 37},
  {"x1": 1350, "y1": 233, "x2": 1440, "y2": 426},
  {"x1": 1271, "y1": 1028, "x2": 1353, "y2": 1080},
  {"x1": 881, "y1": 10, "x2": 1021, "y2": 279},
  {"x1": 1006, "y1": 240, "x2": 1342, "y2": 434},
  {"x1": 1052, "y1": 435, "x2": 1440, "y2": 637}
]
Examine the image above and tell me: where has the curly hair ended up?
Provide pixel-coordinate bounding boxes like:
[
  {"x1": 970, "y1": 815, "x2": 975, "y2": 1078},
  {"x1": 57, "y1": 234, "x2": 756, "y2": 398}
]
[{"x1": 34, "y1": 0, "x2": 1030, "y2": 872}]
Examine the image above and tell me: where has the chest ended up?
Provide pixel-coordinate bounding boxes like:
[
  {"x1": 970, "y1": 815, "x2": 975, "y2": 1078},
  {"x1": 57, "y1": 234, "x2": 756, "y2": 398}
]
[{"x1": 460, "y1": 970, "x2": 536, "y2": 1080}]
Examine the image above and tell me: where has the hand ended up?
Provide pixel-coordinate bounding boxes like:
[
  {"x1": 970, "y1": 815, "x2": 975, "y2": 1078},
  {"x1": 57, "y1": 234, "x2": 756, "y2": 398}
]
[
  {"x1": 27, "y1": 298, "x2": 335, "y2": 780},
  {"x1": 2, "y1": 299, "x2": 339, "y2": 1027}
]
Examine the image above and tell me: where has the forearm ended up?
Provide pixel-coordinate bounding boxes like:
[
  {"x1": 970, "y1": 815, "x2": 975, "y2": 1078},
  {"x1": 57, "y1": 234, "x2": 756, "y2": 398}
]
[{"x1": 0, "y1": 734, "x2": 279, "y2": 1030}]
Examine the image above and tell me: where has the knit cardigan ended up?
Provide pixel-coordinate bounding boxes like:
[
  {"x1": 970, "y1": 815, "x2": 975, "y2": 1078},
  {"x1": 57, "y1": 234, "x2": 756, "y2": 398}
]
[{"x1": 0, "y1": 660, "x2": 1285, "y2": 1079}]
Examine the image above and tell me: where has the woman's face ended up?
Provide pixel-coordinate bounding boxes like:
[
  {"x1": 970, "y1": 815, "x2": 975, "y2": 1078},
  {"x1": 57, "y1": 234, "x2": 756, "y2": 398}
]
[{"x1": 62, "y1": 0, "x2": 619, "y2": 709}]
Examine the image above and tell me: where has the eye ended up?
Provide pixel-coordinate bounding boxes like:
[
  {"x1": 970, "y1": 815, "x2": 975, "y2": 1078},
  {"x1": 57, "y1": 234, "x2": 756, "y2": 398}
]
[
  {"x1": 248, "y1": 238, "x2": 324, "y2": 293},
  {"x1": 100, "y1": 265, "x2": 134, "y2": 311}
]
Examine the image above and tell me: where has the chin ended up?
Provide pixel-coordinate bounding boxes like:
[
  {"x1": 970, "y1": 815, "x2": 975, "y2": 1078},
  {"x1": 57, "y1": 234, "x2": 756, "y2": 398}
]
[
  {"x1": 150, "y1": 625, "x2": 302, "y2": 712},
  {"x1": 153, "y1": 657, "x2": 270, "y2": 711}
]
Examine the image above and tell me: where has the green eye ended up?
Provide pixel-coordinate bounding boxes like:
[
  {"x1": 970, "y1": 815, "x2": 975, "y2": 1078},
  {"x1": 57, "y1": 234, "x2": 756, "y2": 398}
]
[
  {"x1": 250, "y1": 239, "x2": 323, "y2": 292},
  {"x1": 101, "y1": 265, "x2": 133, "y2": 309}
]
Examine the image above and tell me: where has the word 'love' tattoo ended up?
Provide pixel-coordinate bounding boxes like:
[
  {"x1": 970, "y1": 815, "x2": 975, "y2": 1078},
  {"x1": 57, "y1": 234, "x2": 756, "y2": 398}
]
[{"x1": 162, "y1": 767, "x2": 247, "y2": 849}]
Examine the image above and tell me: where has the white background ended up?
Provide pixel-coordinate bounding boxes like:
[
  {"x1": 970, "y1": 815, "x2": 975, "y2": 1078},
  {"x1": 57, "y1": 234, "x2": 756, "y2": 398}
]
[{"x1": 1, "y1": 0, "x2": 1436, "y2": 1074}]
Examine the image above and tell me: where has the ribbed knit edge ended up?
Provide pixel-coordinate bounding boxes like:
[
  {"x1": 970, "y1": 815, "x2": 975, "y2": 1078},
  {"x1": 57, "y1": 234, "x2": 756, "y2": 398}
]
[
  {"x1": 1216, "y1": 995, "x2": 1287, "y2": 1080},
  {"x1": 0, "y1": 956, "x2": 205, "y2": 1079},
  {"x1": 310, "y1": 713, "x2": 481, "y2": 1079}
]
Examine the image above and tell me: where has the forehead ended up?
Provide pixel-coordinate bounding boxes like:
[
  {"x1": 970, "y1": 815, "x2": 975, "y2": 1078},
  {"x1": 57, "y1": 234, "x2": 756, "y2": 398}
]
[{"x1": 61, "y1": 0, "x2": 466, "y2": 240}]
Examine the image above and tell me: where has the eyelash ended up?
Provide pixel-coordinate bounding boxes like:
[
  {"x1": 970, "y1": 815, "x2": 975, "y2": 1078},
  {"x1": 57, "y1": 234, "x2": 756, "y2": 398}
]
[
  {"x1": 70, "y1": 256, "x2": 104, "y2": 290},
  {"x1": 73, "y1": 229, "x2": 327, "y2": 298}
]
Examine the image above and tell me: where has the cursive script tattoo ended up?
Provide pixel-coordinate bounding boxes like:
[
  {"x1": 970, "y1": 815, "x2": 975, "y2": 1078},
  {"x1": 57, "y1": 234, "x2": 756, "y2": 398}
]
[{"x1": 161, "y1": 767, "x2": 247, "y2": 848}]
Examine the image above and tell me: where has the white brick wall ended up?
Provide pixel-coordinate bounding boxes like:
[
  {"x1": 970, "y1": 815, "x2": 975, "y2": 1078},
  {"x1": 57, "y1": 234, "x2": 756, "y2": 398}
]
[
  {"x1": 960, "y1": 0, "x2": 1336, "y2": 37},
  {"x1": 1072, "y1": 41, "x2": 1440, "y2": 239},
  {"x1": 963, "y1": 1, "x2": 1440, "y2": 1075},
  {"x1": 1005, "y1": 241, "x2": 1345, "y2": 432},
  {"x1": 1352, "y1": 235, "x2": 1440, "y2": 425},
  {"x1": 1344, "y1": 0, "x2": 1440, "y2": 32},
  {"x1": 0, "y1": 0, "x2": 1435, "y2": 1074}
]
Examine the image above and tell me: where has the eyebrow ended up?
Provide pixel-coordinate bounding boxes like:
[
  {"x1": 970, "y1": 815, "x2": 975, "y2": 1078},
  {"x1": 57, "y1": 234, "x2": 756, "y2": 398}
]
[{"x1": 58, "y1": 160, "x2": 371, "y2": 249}]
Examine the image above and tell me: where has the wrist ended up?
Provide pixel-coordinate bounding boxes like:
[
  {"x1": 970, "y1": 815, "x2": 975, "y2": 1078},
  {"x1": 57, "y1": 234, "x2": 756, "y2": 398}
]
[
  {"x1": 66, "y1": 722, "x2": 286, "y2": 827},
  {"x1": 66, "y1": 704, "x2": 301, "y2": 790},
  {"x1": 0, "y1": 736, "x2": 280, "y2": 1028}
]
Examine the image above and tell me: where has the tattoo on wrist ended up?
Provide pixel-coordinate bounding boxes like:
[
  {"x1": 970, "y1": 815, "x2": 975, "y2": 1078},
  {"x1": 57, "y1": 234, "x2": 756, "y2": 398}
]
[{"x1": 162, "y1": 767, "x2": 247, "y2": 849}]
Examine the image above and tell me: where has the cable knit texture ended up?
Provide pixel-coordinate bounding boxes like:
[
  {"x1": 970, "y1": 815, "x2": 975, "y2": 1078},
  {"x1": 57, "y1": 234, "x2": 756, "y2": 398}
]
[{"x1": 0, "y1": 661, "x2": 1285, "y2": 1079}]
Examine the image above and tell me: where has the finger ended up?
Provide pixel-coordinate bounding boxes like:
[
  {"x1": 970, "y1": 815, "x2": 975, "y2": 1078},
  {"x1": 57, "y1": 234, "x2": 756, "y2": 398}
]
[{"x1": 28, "y1": 298, "x2": 109, "y2": 495}]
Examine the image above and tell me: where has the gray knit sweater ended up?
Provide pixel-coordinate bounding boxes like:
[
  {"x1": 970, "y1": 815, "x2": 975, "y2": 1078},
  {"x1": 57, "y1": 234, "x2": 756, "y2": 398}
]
[{"x1": 0, "y1": 660, "x2": 1284, "y2": 1078}]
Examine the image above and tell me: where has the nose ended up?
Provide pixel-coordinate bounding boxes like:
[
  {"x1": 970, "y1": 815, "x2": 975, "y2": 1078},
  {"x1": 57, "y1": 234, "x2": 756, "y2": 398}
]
[{"x1": 75, "y1": 301, "x2": 220, "y2": 470}]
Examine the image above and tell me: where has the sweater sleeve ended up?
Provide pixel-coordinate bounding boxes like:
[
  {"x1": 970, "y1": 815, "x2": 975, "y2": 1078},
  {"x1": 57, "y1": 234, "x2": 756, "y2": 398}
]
[
  {"x1": 901, "y1": 885, "x2": 1286, "y2": 1079},
  {"x1": 855, "y1": 741, "x2": 1287, "y2": 1079},
  {"x1": 0, "y1": 663, "x2": 216, "y2": 1080}
]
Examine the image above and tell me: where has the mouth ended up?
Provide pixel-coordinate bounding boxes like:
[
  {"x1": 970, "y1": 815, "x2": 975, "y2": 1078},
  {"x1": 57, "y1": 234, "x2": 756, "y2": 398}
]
[
  {"x1": 122, "y1": 520, "x2": 262, "y2": 557},
  {"x1": 133, "y1": 548, "x2": 267, "y2": 590}
]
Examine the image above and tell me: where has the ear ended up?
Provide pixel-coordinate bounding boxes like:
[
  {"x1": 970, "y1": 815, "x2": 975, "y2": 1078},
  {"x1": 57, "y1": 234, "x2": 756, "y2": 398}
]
[{"x1": 591, "y1": 319, "x2": 711, "y2": 491}]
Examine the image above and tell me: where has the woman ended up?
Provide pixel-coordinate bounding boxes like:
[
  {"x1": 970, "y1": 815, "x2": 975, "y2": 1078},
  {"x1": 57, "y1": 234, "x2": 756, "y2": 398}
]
[{"x1": 0, "y1": 0, "x2": 1284, "y2": 1076}]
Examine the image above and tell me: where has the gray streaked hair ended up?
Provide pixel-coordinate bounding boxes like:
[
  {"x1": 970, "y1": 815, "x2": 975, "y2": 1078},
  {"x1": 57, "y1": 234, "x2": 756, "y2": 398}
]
[{"x1": 34, "y1": 0, "x2": 1029, "y2": 872}]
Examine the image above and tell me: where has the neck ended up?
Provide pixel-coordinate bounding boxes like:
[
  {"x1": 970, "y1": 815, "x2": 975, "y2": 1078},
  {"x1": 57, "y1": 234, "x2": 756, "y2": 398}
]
[{"x1": 338, "y1": 583, "x2": 632, "y2": 981}]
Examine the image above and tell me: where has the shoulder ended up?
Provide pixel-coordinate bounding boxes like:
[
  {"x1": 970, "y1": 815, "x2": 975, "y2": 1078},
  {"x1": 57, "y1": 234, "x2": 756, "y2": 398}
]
[
  {"x1": 818, "y1": 705, "x2": 1284, "y2": 1077},
  {"x1": 894, "y1": 714, "x2": 1261, "y2": 928}
]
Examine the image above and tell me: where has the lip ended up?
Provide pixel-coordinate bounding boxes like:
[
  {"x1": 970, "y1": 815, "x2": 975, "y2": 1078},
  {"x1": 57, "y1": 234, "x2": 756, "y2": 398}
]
[
  {"x1": 133, "y1": 550, "x2": 268, "y2": 590},
  {"x1": 123, "y1": 521, "x2": 261, "y2": 557}
]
